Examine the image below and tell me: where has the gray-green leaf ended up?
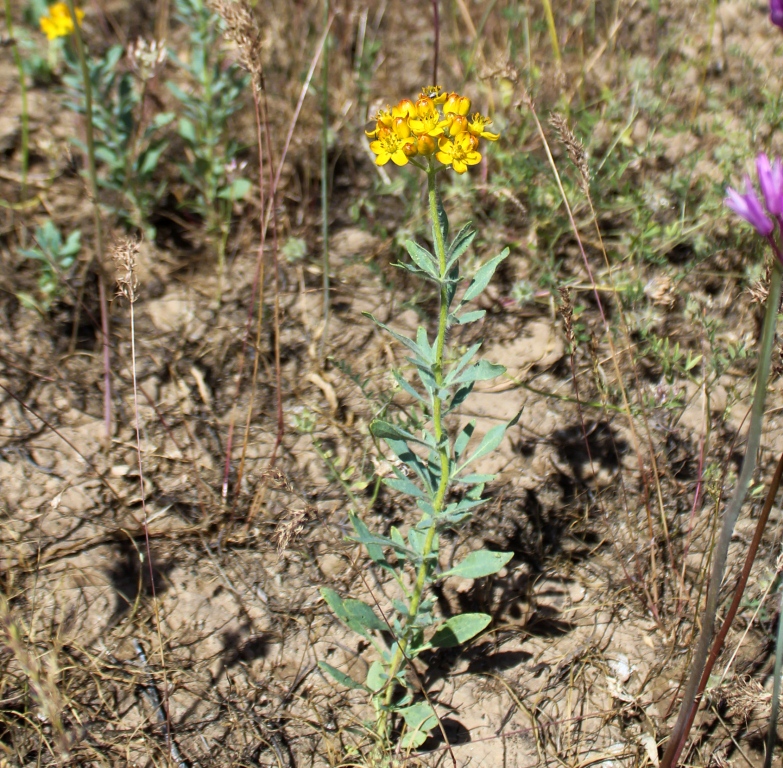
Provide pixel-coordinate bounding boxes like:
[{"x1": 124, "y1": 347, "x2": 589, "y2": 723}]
[
  {"x1": 461, "y1": 248, "x2": 510, "y2": 305},
  {"x1": 430, "y1": 613, "x2": 492, "y2": 648},
  {"x1": 441, "y1": 550, "x2": 513, "y2": 579},
  {"x1": 318, "y1": 661, "x2": 366, "y2": 691}
]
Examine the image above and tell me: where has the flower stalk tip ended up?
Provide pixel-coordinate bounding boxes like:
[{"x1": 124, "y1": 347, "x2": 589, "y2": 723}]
[{"x1": 367, "y1": 86, "x2": 499, "y2": 173}]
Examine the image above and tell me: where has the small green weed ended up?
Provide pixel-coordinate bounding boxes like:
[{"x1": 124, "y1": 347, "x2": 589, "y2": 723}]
[{"x1": 17, "y1": 220, "x2": 81, "y2": 312}]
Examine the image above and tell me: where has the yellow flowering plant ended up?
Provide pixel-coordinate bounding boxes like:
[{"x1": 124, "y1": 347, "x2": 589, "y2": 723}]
[
  {"x1": 39, "y1": 1, "x2": 83, "y2": 40},
  {"x1": 320, "y1": 86, "x2": 514, "y2": 757}
]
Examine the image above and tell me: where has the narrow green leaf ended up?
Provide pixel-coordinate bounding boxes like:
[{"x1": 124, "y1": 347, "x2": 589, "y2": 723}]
[
  {"x1": 369, "y1": 419, "x2": 427, "y2": 447},
  {"x1": 459, "y1": 473, "x2": 495, "y2": 484},
  {"x1": 430, "y1": 613, "x2": 492, "y2": 648},
  {"x1": 318, "y1": 661, "x2": 366, "y2": 691},
  {"x1": 399, "y1": 701, "x2": 438, "y2": 749},
  {"x1": 454, "y1": 420, "x2": 476, "y2": 462},
  {"x1": 444, "y1": 343, "x2": 482, "y2": 386},
  {"x1": 453, "y1": 309, "x2": 486, "y2": 325},
  {"x1": 452, "y1": 360, "x2": 506, "y2": 386},
  {"x1": 435, "y1": 192, "x2": 449, "y2": 243},
  {"x1": 461, "y1": 248, "x2": 510, "y2": 305},
  {"x1": 392, "y1": 371, "x2": 427, "y2": 404},
  {"x1": 441, "y1": 550, "x2": 513, "y2": 580},
  {"x1": 364, "y1": 313, "x2": 428, "y2": 361},
  {"x1": 365, "y1": 660, "x2": 387, "y2": 693},
  {"x1": 321, "y1": 587, "x2": 350, "y2": 624},
  {"x1": 385, "y1": 473, "x2": 427, "y2": 500},
  {"x1": 406, "y1": 240, "x2": 440, "y2": 279},
  {"x1": 458, "y1": 412, "x2": 521, "y2": 472},
  {"x1": 448, "y1": 382, "x2": 475, "y2": 412},
  {"x1": 178, "y1": 116, "x2": 197, "y2": 144},
  {"x1": 446, "y1": 223, "x2": 476, "y2": 270},
  {"x1": 344, "y1": 599, "x2": 388, "y2": 632}
]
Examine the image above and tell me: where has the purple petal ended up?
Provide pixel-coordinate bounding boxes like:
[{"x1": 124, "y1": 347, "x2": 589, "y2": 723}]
[
  {"x1": 772, "y1": 0, "x2": 783, "y2": 28},
  {"x1": 756, "y1": 153, "x2": 783, "y2": 216},
  {"x1": 725, "y1": 179, "x2": 775, "y2": 237}
]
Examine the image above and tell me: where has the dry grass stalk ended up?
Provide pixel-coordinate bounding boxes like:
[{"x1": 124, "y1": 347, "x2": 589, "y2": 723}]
[
  {"x1": 208, "y1": 0, "x2": 264, "y2": 90},
  {"x1": 0, "y1": 595, "x2": 70, "y2": 760},
  {"x1": 265, "y1": 469, "x2": 316, "y2": 555},
  {"x1": 113, "y1": 237, "x2": 140, "y2": 303},
  {"x1": 549, "y1": 112, "x2": 590, "y2": 194}
]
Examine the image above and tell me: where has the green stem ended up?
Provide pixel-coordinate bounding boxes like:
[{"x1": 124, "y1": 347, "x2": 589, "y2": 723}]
[
  {"x1": 319, "y1": 0, "x2": 330, "y2": 362},
  {"x1": 66, "y1": 0, "x2": 112, "y2": 443},
  {"x1": 662, "y1": 257, "x2": 783, "y2": 768},
  {"x1": 377, "y1": 163, "x2": 451, "y2": 740},
  {"x1": 3, "y1": 0, "x2": 28, "y2": 194},
  {"x1": 765, "y1": 574, "x2": 783, "y2": 768}
]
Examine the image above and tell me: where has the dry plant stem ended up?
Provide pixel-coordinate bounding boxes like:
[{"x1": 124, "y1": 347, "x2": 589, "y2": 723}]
[
  {"x1": 662, "y1": 257, "x2": 783, "y2": 768},
  {"x1": 116, "y1": 244, "x2": 175, "y2": 765},
  {"x1": 226, "y1": 84, "x2": 268, "y2": 503},
  {"x1": 377, "y1": 162, "x2": 451, "y2": 740},
  {"x1": 531, "y1": 103, "x2": 663, "y2": 616},
  {"x1": 540, "y1": 0, "x2": 561, "y2": 65},
  {"x1": 66, "y1": 0, "x2": 112, "y2": 444},
  {"x1": 319, "y1": 0, "x2": 330, "y2": 363},
  {"x1": 432, "y1": 0, "x2": 439, "y2": 84},
  {"x1": 3, "y1": 0, "x2": 28, "y2": 193}
]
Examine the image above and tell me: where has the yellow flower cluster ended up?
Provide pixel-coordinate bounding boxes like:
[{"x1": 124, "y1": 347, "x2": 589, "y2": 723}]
[
  {"x1": 39, "y1": 2, "x2": 84, "y2": 41},
  {"x1": 367, "y1": 86, "x2": 499, "y2": 174}
]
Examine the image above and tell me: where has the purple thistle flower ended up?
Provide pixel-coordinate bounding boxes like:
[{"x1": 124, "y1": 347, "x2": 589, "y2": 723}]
[
  {"x1": 772, "y1": 0, "x2": 783, "y2": 29},
  {"x1": 757, "y1": 153, "x2": 783, "y2": 216},
  {"x1": 725, "y1": 175, "x2": 775, "y2": 237}
]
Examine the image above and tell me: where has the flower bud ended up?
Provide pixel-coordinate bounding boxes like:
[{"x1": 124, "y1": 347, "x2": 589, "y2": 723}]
[
  {"x1": 393, "y1": 98, "x2": 416, "y2": 119},
  {"x1": 402, "y1": 141, "x2": 418, "y2": 158},
  {"x1": 393, "y1": 117, "x2": 411, "y2": 139},
  {"x1": 417, "y1": 134, "x2": 436, "y2": 155},
  {"x1": 444, "y1": 92, "x2": 471, "y2": 116},
  {"x1": 415, "y1": 95, "x2": 435, "y2": 118},
  {"x1": 449, "y1": 115, "x2": 468, "y2": 136}
]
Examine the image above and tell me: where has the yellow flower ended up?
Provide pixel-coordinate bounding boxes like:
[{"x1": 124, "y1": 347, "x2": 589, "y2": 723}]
[
  {"x1": 39, "y1": 2, "x2": 84, "y2": 40},
  {"x1": 467, "y1": 112, "x2": 500, "y2": 141},
  {"x1": 409, "y1": 98, "x2": 448, "y2": 138},
  {"x1": 420, "y1": 85, "x2": 448, "y2": 104},
  {"x1": 365, "y1": 107, "x2": 394, "y2": 138},
  {"x1": 443, "y1": 92, "x2": 471, "y2": 117},
  {"x1": 436, "y1": 132, "x2": 481, "y2": 174},
  {"x1": 448, "y1": 114, "x2": 468, "y2": 137},
  {"x1": 392, "y1": 99, "x2": 416, "y2": 119},
  {"x1": 370, "y1": 122, "x2": 415, "y2": 167}
]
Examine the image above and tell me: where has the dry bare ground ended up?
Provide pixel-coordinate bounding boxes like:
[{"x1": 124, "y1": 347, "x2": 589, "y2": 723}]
[{"x1": 4, "y1": 0, "x2": 783, "y2": 765}]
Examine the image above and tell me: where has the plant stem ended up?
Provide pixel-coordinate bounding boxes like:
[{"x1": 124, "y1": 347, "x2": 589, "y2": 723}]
[
  {"x1": 766, "y1": 575, "x2": 783, "y2": 768},
  {"x1": 662, "y1": 256, "x2": 783, "y2": 768},
  {"x1": 378, "y1": 163, "x2": 451, "y2": 740},
  {"x1": 4, "y1": 0, "x2": 28, "y2": 194},
  {"x1": 319, "y1": 0, "x2": 330, "y2": 362},
  {"x1": 66, "y1": 0, "x2": 112, "y2": 445}
]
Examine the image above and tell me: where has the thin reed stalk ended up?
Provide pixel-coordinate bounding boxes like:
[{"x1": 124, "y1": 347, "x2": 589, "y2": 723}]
[
  {"x1": 65, "y1": 0, "x2": 112, "y2": 445},
  {"x1": 3, "y1": 0, "x2": 28, "y2": 193}
]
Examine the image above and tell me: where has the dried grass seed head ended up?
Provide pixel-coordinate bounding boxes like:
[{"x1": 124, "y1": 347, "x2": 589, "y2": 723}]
[
  {"x1": 550, "y1": 112, "x2": 590, "y2": 193},
  {"x1": 112, "y1": 238, "x2": 140, "y2": 302},
  {"x1": 208, "y1": 0, "x2": 264, "y2": 89}
]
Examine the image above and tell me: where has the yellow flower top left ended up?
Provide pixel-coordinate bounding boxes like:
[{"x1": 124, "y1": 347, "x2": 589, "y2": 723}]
[{"x1": 40, "y1": 2, "x2": 84, "y2": 40}]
